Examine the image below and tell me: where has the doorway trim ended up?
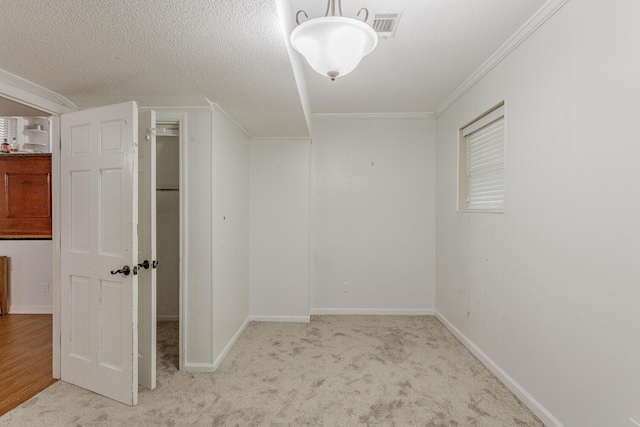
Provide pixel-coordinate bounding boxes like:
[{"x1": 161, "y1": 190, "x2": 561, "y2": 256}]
[
  {"x1": 142, "y1": 108, "x2": 187, "y2": 371},
  {"x1": 0, "y1": 74, "x2": 76, "y2": 380},
  {"x1": 51, "y1": 116, "x2": 61, "y2": 378},
  {"x1": 0, "y1": 69, "x2": 76, "y2": 116}
]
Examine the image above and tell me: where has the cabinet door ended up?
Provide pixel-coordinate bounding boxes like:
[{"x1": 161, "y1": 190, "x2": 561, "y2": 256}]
[{"x1": 0, "y1": 154, "x2": 52, "y2": 238}]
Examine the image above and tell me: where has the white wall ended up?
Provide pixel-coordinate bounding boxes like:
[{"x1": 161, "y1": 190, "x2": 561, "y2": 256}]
[
  {"x1": 179, "y1": 106, "x2": 250, "y2": 370},
  {"x1": 250, "y1": 138, "x2": 310, "y2": 321},
  {"x1": 182, "y1": 109, "x2": 214, "y2": 368},
  {"x1": 0, "y1": 241, "x2": 52, "y2": 313},
  {"x1": 311, "y1": 117, "x2": 436, "y2": 314},
  {"x1": 435, "y1": 1, "x2": 640, "y2": 425},
  {"x1": 211, "y1": 105, "x2": 250, "y2": 368}
]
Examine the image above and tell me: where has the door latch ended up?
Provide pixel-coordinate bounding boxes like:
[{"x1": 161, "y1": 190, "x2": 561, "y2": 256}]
[
  {"x1": 110, "y1": 265, "x2": 131, "y2": 276},
  {"x1": 110, "y1": 265, "x2": 138, "y2": 275}
]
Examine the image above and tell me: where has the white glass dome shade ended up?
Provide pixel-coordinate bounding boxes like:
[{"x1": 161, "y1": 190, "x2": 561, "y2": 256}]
[{"x1": 290, "y1": 16, "x2": 378, "y2": 80}]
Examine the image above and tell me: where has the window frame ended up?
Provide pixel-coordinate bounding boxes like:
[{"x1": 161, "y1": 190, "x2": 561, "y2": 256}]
[{"x1": 457, "y1": 102, "x2": 506, "y2": 213}]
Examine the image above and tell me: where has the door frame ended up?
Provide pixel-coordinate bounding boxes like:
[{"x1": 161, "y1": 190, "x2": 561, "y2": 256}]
[
  {"x1": 141, "y1": 108, "x2": 187, "y2": 371},
  {"x1": 52, "y1": 115, "x2": 61, "y2": 378},
  {"x1": 0, "y1": 73, "x2": 75, "y2": 380}
]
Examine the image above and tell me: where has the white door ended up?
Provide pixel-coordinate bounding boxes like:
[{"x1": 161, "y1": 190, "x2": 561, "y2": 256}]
[
  {"x1": 60, "y1": 102, "x2": 139, "y2": 405},
  {"x1": 138, "y1": 111, "x2": 157, "y2": 389}
]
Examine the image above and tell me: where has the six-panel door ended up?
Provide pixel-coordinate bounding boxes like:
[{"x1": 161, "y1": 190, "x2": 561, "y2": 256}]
[{"x1": 60, "y1": 102, "x2": 139, "y2": 405}]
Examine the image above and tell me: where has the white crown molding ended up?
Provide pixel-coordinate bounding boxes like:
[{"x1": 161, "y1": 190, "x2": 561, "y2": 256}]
[
  {"x1": 435, "y1": 0, "x2": 570, "y2": 117},
  {"x1": 0, "y1": 68, "x2": 76, "y2": 115},
  {"x1": 312, "y1": 112, "x2": 433, "y2": 120}
]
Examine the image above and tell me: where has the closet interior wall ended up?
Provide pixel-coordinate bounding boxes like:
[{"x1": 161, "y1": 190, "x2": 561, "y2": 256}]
[{"x1": 156, "y1": 131, "x2": 180, "y2": 321}]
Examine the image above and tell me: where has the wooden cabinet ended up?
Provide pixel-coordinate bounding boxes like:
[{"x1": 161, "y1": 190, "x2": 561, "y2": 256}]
[
  {"x1": 0, "y1": 154, "x2": 52, "y2": 239},
  {"x1": 0, "y1": 256, "x2": 7, "y2": 314}
]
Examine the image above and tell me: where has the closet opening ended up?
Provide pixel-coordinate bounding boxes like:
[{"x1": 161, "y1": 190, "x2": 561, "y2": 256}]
[{"x1": 154, "y1": 120, "x2": 181, "y2": 370}]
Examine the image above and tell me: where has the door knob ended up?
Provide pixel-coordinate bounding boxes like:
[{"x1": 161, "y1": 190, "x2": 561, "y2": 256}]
[
  {"x1": 110, "y1": 265, "x2": 131, "y2": 276},
  {"x1": 138, "y1": 260, "x2": 150, "y2": 269}
]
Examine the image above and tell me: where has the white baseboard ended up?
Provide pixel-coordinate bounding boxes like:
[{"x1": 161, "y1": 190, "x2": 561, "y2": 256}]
[
  {"x1": 182, "y1": 362, "x2": 216, "y2": 372},
  {"x1": 157, "y1": 314, "x2": 179, "y2": 321},
  {"x1": 435, "y1": 310, "x2": 563, "y2": 427},
  {"x1": 212, "y1": 316, "x2": 251, "y2": 371},
  {"x1": 311, "y1": 308, "x2": 434, "y2": 316},
  {"x1": 9, "y1": 305, "x2": 53, "y2": 314},
  {"x1": 248, "y1": 315, "x2": 310, "y2": 323}
]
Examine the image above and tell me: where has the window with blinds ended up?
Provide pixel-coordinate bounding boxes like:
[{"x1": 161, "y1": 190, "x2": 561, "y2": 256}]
[
  {"x1": 459, "y1": 104, "x2": 505, "y2": 212},
  {"x1": 0, "y1": 117, "x2": 18, "y2": 142}
]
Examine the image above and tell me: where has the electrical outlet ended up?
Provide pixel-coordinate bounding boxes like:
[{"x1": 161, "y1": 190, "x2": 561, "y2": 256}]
[
  {"x1": 42, "y1": 282, "x2": 50, "y2": 293},
  {"x1": 343, "y1": 282, "x2": 349, "y2": 293}
]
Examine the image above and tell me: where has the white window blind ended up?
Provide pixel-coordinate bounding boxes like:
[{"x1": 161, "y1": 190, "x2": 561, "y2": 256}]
[
  {"x1": 464, "y1": 109, "x2": 505, "y2": 211},
  {"x1": 0, "y1": 117, "x2": 18, "y2": 142}
]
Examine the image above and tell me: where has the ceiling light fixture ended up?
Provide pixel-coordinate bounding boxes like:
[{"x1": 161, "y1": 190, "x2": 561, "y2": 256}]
[{"x1": 290, "y1": 0, "x2": 378, "y2": 81}]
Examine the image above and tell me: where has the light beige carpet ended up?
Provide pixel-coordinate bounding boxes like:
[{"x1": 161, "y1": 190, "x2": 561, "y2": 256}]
[{"x1": 0, "y1": 316, "x2": 542, "y2": 426}]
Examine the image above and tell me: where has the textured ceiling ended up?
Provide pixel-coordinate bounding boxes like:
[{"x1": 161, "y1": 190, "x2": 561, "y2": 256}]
[
  {"x1": 288, "y1": 0, "x2": 546, "y2": 114},
  {"x1": 0, "y1": 0, "x2": 547, "y2": 136},
  {"x1": 0, "y1": 0, "x2": 308, "y2": 137}
]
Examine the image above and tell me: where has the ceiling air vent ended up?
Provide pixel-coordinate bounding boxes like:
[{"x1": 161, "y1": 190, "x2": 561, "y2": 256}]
[{"x1": 371, "y1": 12, "x2": 402, "y2": 38}]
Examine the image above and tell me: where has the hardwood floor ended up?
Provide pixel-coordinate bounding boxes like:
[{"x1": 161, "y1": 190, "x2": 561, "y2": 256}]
[{"x1": 0, "y1": 314, "x2": 57, "y2": 416}]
